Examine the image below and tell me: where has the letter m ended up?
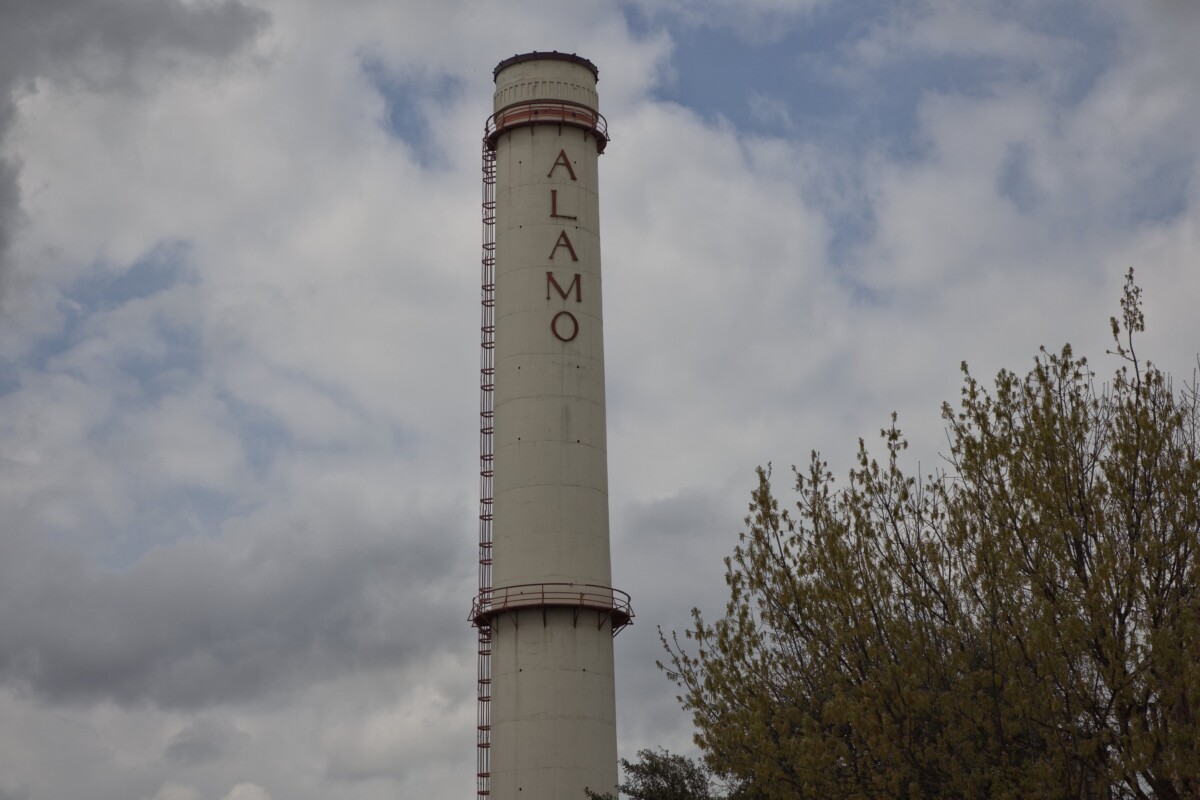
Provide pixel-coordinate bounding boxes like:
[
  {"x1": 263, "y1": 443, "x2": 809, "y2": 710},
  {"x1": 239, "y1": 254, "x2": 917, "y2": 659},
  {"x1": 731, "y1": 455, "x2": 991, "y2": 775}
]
[{"x1": 546, "y1": 272, "x2": 582, "y2": 302}]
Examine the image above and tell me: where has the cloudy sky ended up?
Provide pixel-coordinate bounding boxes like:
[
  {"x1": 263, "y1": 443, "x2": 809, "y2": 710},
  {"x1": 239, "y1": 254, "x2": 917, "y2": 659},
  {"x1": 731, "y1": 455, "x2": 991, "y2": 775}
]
[{"x1": 1, "y1": 0, "x2": 1199, "y2": 798}]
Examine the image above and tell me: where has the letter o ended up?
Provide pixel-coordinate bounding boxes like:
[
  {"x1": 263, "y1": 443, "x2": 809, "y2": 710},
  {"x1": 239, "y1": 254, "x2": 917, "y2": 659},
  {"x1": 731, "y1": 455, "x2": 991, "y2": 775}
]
[{"x1": 551, "y1": 311, "x2": 579, "y2": 342}]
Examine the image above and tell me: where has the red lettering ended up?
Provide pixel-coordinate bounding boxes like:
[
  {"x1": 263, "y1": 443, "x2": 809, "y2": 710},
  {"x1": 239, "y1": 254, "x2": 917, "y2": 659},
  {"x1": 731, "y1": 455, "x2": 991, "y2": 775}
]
[
  {"x1": 547, "y1": 149, "x2": 578, "y2": 181},
  {"x1": 546, "y1": 272, "x2": 582, "y2": 302},
  {"x1": 551, "y1": 311, "x2": 579, "y2": 342},
  {"x1": 550, "y1": 189, "x2": 577, "y2": 220},
  {"x1": 548, "y1": 230, "x2": 579, "y2": 261}
]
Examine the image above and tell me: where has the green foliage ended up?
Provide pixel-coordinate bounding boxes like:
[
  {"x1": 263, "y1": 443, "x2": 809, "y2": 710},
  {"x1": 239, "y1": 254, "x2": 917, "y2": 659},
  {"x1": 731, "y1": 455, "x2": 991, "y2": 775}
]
[
  {"x1": 585, "y1": 748, "x2": 721, "y2": 800},
  {"x1": 662, "y1": 271, "x2": 1200, "y2": 799}
]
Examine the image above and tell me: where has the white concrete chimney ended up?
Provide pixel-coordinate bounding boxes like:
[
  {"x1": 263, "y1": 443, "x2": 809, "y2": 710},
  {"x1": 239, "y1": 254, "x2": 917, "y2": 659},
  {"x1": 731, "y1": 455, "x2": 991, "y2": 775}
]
[{"x1": 472, "y1": 52, "x2": 631, "y2": 800}]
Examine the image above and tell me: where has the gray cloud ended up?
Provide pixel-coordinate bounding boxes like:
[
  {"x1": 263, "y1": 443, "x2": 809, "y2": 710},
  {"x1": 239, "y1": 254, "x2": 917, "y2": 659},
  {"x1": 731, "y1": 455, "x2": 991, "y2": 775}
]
[
  {"x1": 0, "y1": 0, "x2": 269, "y2": 96},
  {"x1": 165, "y1": 717, "x2": 250, "y2": 765},
  {"x1": 0, "y1": 0, "x2": 268, "y2": 298},
  {"x1": 0, "y1": 503, "x2": 471, "y2": 709},
  {"x1": 0, "y1": 1, "x2": 1197, "y2": 798},
  {"x1": 141, "y1": 783, "x2": 205, "y2": 800},
  {"x1": 0, "y1": 159, "x2": 17, "y2": 297},
  {"x1": 0, "y1": 780, "x2": 30, "y2": 800}
]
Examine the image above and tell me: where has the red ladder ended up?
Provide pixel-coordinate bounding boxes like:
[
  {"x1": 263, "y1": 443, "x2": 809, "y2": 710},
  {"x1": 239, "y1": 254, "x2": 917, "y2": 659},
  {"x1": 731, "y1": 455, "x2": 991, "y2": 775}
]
[{"x1": 476, "y1": 141, "x2": 497, "y2": 799}]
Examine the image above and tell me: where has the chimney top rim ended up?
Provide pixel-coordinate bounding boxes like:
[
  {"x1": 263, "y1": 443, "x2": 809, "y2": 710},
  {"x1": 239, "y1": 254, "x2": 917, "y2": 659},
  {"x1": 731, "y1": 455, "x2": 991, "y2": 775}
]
[{"x1": 494, "y1": 52, "x2": 599, "y2": 82}]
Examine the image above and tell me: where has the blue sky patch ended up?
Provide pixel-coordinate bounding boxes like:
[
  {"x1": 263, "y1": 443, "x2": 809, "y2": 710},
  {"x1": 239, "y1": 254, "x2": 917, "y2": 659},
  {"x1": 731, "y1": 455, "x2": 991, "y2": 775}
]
[
  {"x1": 220, "y1": 389, "x2": 292, "y2": 479},
  {"x1": 638, "y1": 1, "x2": 1119, "y2": 167},
  {"x1": 997, "y1": 141, "x2": 1041, "y2": 214},
  {"x1": 360, "y1": 56, "x2": 463, "y2": 166},
  {"x1": 1119, "y1": 155, "x2": 1193, "y2": 228},
  {"x1": 29, "y1": 242, "x2": 196, "y2": 376},
  {"x1": 103, "y1": 486, "x2": 246, "y2": 570},
  {"x1": 0, "y1": 357, "x2": 18, "y2": 395},
  {"x1": 66, "y1": 241, "x2": 193, "y2": 313}
]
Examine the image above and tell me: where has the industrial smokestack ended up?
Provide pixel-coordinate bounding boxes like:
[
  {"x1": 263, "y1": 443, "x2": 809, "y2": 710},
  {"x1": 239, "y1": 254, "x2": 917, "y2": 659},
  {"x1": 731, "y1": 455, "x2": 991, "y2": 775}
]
[{"x1": 472, "y1": 52, "x2": 631, "y2": 800}]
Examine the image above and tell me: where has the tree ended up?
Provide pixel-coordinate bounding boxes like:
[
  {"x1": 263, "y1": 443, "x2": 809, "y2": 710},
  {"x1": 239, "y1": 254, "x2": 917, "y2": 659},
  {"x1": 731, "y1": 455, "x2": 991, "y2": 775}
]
[
  {"x1": 584, "y1": 747, "x2": 722, "y2": 800},
  {"x1": 662, "y1": 272, "x2": 1200, "y2": 799}
]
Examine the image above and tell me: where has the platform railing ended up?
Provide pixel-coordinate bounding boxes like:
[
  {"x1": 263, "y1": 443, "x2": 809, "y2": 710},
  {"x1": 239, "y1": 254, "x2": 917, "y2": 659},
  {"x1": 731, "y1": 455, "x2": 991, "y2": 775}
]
[
  {"x1": 471, "y1": 582, "x2": 634, "y2": 634},
  {"x1": 484, "y1": 100, "x2": 609, "y2": 153}
]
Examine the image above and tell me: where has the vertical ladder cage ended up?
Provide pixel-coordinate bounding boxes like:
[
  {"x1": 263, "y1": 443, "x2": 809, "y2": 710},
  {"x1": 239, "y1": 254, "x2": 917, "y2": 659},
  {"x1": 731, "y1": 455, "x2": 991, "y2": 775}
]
[{"x1": 476, "y1": 141, "x2": 497, "y2": 799}]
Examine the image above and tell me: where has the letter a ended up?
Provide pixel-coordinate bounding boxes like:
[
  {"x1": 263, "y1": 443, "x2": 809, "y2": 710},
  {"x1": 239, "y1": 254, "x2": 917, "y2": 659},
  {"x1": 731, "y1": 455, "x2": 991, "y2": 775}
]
[
  {"x1": 547, "y1": 149, "x2": 577, "y2": 181},
  {"x1": 548, "y1": 231, "x2": 579, "y2": 261}
]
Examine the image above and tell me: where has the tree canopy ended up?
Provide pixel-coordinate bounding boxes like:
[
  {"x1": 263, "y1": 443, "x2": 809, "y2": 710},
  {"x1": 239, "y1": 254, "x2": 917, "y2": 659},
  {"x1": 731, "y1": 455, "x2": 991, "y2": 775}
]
[
  {"x1": 585, "y1": 748, "x2": 721, "y2": 800},
  {"x1": 662, "y1": 272, "x2": 1200, "y2": 799}
]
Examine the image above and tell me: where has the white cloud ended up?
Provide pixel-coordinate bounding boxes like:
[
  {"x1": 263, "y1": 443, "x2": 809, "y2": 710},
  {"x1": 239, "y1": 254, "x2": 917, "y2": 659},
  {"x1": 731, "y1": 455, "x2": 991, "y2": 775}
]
[
  {"x1": 747, "y1": 90, "x2": 795, "y2": 130},
  {"x1": 319, "y1": 654, "x2": 472, "y2": 786},
  {"x1": 1, "y1": 1, "x2": 1198, "y2": 798},
  {"x1": 627, "y1": 0, "x2": 831, "y2": 43},
  {"x1": 143, "y1": 782, "x2": 206, "y2": 800},
  {"x1": 852, "y1": 2, "x2": 1080, "y2": 67},
  {"x1": 220, "y1": 784, "x2": 271, "y2": 800}
]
